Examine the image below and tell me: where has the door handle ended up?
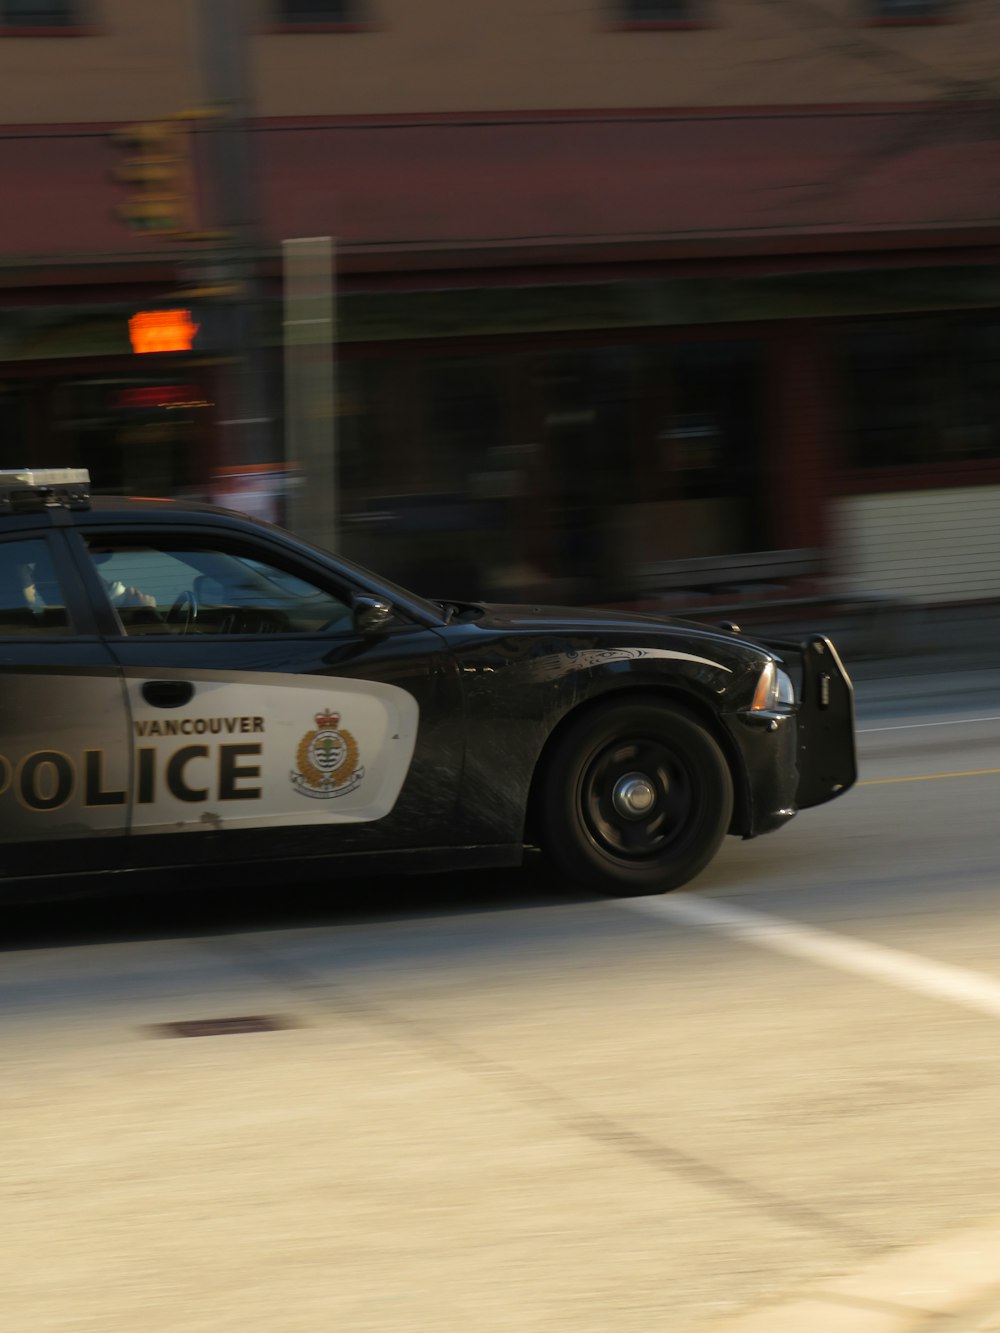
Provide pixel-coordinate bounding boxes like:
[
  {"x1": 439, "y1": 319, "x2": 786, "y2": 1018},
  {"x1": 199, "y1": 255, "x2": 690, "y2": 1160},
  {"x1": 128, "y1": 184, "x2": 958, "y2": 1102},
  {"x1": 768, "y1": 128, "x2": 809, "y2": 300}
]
[{"x1": 141, "y1": 680, "x2": 194, "y2": 709}]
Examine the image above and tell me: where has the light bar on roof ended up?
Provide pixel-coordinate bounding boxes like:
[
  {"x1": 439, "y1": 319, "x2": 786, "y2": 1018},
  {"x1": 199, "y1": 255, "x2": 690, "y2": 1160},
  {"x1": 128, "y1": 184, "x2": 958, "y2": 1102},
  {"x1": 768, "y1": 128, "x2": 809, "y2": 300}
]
[
  {"x1": 0, "y1": 468, "x2": 91, "y2": 488},
  {"x1": 0, "y1": 467, "x2": 91, "y2": 514}
]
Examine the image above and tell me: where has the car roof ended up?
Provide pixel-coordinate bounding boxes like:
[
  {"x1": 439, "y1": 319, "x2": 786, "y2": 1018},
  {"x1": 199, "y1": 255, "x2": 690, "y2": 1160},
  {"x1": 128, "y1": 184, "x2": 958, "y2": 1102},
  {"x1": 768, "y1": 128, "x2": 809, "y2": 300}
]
[
  {"x1": 0, "y1": 493, "x2": 253, "y2": 523},
  {"x1": 0, "y1": 491, "x2": 447, "y2": 625},
  {"x1": 87, "y1": 495, "x2": 261, "y2": 521},
  {"x1": 0, "y1": 493, "x2": 292, "y2": 536}
]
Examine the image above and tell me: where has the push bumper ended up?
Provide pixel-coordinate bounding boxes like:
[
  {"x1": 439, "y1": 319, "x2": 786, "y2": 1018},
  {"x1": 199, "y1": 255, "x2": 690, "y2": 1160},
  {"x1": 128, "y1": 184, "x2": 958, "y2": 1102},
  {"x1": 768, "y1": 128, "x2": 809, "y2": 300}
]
[
  {"x1": 771, "y1": 633, "x2": 858, "y2": 810},
  {"x1": 724, "y1": 633, "x2": 857, "y2": 838}
]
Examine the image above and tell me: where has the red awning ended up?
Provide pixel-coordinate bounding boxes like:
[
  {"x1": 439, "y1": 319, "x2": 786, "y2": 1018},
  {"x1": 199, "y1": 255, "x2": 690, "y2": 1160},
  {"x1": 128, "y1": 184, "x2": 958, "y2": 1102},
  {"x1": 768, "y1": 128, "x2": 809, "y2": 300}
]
[{"x1": 2, "y1": 106, "x2": 999, "y2": 272}]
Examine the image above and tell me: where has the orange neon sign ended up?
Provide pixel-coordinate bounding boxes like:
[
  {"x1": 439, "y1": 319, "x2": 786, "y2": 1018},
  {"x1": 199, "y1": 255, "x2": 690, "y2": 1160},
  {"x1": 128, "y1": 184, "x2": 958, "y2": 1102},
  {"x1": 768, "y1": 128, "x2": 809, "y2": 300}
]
[{"x1": 128, "y1": 308, "x2": 199, "y2": 354}]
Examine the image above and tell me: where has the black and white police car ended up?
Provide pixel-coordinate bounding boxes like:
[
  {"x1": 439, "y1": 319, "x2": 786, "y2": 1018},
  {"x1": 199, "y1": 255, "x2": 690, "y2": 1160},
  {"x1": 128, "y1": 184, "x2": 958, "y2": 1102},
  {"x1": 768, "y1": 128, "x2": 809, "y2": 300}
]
[{"x1": 0, "y1": 468, "x2": 856, "y2": 900}]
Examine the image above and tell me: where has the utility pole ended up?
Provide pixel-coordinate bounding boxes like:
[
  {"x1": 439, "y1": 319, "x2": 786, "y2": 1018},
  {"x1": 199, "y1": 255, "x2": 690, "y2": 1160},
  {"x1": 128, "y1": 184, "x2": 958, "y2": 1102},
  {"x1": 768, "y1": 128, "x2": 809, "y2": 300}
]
[
  {"x1": 191, "y1": 0, "x2": 275, "y2": 481},
  {"x1": 284, "y1": 236, "x2": 337, "y2": 553}
]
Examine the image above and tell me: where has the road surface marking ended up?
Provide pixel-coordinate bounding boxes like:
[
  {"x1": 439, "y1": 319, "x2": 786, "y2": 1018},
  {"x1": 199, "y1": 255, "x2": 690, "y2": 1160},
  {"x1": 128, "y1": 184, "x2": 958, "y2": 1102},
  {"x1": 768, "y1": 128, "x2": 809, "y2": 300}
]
[
  {"x1": 712, "y1": 1216, "x2": 1000, "y2": 1332},
  {"x1": 859, "y1": 768, "x2": 1000, "y2": 786},
  {"x1": 619, "y1": 894, "x2": 1000, "y2": 1020},
  {"x1": 859, "y1": 715, "x2": 1000, "y2": 734}
]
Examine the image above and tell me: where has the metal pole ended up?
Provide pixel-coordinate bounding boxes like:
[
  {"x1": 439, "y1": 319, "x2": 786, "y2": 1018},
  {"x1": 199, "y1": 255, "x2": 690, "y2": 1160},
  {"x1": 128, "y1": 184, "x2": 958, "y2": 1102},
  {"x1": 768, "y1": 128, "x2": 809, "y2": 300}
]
[
  {"x1": 284, "y1": 237, "x2": 337, "y2": 553},
  {"x1": 193, "y1": 0, "x2": 274, "y2": 477}
]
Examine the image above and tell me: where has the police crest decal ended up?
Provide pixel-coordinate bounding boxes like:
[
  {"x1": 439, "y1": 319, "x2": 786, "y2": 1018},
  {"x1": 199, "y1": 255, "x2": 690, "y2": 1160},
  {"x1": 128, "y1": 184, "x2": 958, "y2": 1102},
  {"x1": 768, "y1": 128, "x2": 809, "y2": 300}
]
[{"x1": 291, "y1": 708, "x2": 365, "y2": 799}]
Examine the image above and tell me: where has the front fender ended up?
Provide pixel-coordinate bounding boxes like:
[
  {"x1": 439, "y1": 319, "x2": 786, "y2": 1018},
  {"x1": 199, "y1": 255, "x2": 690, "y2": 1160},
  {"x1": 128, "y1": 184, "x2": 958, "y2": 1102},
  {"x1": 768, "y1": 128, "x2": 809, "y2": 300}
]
[{"x1": 452, "y1": 633, "x2": 769, "y2": 843}]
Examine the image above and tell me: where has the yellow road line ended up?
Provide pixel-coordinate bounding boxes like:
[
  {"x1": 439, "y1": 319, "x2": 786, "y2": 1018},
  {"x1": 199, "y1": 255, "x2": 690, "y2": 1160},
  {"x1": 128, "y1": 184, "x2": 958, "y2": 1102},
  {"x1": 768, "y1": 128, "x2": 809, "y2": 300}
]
[{"x1": 859, "y1": 767, "x2": 1000, "y2": 786}]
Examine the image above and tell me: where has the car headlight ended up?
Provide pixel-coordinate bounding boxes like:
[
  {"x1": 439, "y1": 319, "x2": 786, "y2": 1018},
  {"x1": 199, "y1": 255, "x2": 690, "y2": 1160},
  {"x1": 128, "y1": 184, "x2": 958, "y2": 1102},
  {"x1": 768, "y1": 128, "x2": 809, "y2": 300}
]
[{"x1": 750, "y1": 661, "x2": 795, "y2": 711}]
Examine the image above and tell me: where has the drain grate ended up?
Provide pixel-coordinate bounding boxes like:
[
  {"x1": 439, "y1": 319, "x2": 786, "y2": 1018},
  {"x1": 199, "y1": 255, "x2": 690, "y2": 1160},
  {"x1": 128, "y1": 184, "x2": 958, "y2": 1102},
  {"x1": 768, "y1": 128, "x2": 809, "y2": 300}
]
[{"x1": 150, "y1": 1015, "x2": 299, "y2": 1039}]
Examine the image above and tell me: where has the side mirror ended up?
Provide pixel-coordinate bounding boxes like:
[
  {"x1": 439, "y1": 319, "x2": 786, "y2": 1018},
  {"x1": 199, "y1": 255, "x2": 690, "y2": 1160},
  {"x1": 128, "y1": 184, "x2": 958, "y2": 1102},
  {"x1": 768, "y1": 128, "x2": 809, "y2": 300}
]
[{"x1": 352, "y1": 594, "x2": 394, "y2": 634}]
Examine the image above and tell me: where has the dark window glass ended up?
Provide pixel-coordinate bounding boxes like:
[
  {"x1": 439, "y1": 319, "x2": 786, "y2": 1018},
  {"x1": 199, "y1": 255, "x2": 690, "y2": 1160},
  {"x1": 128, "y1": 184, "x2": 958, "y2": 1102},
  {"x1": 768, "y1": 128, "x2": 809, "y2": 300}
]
[
  {"x1": 1, "y1": 1, "x2": 79, "y2": 24},
  {"x1": 869, "y1": 0, "x2": 950, "y2": 16},
  {"x1": 274, "y1": 0, "x2": 359, "y2": 23},
  {"x1": 53, "y1": 378, "x2": 206, "y2": 500},
  {"x1": 642, "y1": 341, "x2": 766, "y2": 556},
  {"x1": 331, "y1": 356, "x2": 516, "y2": 601},
  {"x1": 530, "y1": 341, "x2": 765, "y2": 600},
  {"x1": 0, "y1": 382, "x2": 27, "y2": 444},
  {"x1": 838, "y1": 321, "x2": 1000, "y2": 470},
  {"x1": 532, "y1": 348, "x2": 636, "y2": 600},
  {"x1": 83, "y1": 540, "x2": 356, "y2": 637},
  {"x1": 422, "y1": 360, "x2": 507, "y2": 493},
  {"x1": 617, "y1": 1, "x2": 700, "y2": 19},
  {"x1": 0, "y1": 538, "x2": 71, "y2": 635},
  {"x1": 335, "y1": 342, "x2": 767, "y2": 605}
]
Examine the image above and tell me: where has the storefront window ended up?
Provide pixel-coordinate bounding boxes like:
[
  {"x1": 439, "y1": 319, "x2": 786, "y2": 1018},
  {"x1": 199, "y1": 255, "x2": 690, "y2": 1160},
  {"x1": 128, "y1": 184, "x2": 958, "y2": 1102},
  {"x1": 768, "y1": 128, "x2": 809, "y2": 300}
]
[
  {"x1": 531, "y1": 348, "x2": 637, "y2": 600},
  {"x1": 650, "y1": 342, "x2": 763, "y2": 514},
  {"x1": 333, "y1": 339, "x2": 767, "y2": 605},
  {"x1": 335, "y1": 356, "x2": 513, "y2": 599},
  {"x1": 838, "y1": 320, "x2": 1000, "y2": 471},
  {"x1": 50, "y1": 377, "x2": 214, "y2": 499},
  {"x1": 526, "y1": 341, "x2": 766, "y2": 599},
  {"x1": 0, "y1": 380, "x2": 27, "y2": 451},
  {"x1": 335, "y1": 358, "x2": 400, "y2": 570}
]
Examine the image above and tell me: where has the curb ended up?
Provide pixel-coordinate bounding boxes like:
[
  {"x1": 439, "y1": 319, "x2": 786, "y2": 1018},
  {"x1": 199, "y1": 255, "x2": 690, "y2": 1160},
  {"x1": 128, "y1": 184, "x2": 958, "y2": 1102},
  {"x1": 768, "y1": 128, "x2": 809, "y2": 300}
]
[{"x1": 712, "y1": 1220, "x2": 1000, "y2": 1332}]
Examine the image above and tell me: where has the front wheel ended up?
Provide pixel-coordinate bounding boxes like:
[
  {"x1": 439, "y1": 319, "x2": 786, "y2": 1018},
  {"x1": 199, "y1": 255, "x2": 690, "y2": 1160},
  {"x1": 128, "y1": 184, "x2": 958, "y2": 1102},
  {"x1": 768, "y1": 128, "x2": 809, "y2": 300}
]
[{"x1": 538, "y1": 699, "x2": 734, "y2": 895}]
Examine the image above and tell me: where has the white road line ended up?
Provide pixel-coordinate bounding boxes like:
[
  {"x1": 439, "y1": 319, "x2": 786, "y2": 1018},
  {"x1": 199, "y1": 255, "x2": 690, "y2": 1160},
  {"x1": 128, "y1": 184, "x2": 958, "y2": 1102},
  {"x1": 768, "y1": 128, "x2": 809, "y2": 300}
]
[
  {"x1": 713, "y1": 1216, "x2": 1000, "y2": 1332},
  {"x1": 619, "y1": 894, "x2": 1000, "y2": 1020},
  {"x1": 859, "y1": 714, "x2": 1000, "y2": 734}
]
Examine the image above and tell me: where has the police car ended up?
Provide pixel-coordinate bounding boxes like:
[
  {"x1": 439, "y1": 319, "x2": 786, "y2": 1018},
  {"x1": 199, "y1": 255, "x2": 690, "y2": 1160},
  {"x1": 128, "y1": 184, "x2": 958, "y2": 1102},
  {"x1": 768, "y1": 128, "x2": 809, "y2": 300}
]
[{"x1": 0, "y1": 468, "x2": 856, "y2": 900}]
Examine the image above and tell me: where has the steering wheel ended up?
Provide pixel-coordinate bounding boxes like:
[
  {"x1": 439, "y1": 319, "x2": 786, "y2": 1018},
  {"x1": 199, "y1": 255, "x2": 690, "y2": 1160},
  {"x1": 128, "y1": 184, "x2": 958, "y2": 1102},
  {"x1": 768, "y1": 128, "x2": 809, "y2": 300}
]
[{"x1": 166, "y1": 589, "x2": 198, "y2": 632}]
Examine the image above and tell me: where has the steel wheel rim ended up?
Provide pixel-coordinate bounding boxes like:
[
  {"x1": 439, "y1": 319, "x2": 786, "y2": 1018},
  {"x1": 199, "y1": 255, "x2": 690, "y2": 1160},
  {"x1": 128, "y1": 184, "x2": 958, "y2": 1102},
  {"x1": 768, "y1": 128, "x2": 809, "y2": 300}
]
[{"x1": 580, "y1": 735, "x2": 695, "y2": 861}]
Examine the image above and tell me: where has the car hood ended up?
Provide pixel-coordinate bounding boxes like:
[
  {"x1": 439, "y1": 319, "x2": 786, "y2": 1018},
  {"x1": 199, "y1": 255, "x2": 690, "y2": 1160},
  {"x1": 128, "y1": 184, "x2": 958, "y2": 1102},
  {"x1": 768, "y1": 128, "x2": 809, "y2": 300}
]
[{"x1": 470, "y1": 601, "x2": 770, "y2": 654}]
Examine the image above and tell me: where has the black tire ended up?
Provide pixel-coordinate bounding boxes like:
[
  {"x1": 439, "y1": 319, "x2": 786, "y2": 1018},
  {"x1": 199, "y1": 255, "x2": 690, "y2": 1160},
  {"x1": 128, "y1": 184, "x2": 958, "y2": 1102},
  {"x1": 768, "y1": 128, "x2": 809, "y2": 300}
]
[{"x1": 538, "y1": 698, "x2": 734, "y2": 895}]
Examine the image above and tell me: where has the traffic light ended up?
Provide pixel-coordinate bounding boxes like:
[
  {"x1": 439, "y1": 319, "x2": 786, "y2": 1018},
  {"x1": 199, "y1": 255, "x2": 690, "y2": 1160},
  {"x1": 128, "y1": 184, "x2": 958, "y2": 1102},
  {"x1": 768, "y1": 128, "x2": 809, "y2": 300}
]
[{"x1": 110, "y1": 121, "x2": 196, "y2": 234}]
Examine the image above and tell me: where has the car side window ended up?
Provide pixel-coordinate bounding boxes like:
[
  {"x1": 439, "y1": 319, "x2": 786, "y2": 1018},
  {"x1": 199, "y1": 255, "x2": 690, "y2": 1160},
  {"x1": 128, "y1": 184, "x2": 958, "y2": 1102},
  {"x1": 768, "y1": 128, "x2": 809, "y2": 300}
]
[
  {"x1": 0, "y1": 537, "x2": 72, "y2": 636},
  {"x1": 83, "y1": 539, "x2": 356, "y2": 637}
]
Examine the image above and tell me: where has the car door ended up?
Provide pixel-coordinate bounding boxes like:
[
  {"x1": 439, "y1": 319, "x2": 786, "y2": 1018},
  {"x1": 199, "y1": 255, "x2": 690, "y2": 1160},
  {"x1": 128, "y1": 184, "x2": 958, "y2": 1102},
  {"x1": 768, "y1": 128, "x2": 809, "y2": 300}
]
[
  {"x1": 67, "y1": 522, "x2": 464, "y2": 873},
  {"x1": 0, "y1": 527, "x2": 131, "y2": 883}
]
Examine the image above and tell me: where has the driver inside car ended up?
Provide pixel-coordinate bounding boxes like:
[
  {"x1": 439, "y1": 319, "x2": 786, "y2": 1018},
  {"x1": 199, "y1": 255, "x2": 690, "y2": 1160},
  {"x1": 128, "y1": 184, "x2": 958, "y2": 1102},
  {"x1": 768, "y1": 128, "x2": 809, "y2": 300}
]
[
  {"x1": 18, "y1": 562, "x2": 155, "y2": 613},
  {"x1": 85, "y1": 548, "x2": 158, "y2": 613},
  {"x1": 102, "y1": 577, "x2": 156, "y2": 610}
]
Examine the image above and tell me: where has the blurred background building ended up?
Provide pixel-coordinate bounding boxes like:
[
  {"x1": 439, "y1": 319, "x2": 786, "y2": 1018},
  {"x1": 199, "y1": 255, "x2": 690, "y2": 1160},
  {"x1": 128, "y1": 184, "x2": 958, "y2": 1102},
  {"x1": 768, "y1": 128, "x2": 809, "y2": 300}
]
[{"x1": 2, "y1": 0, "x2": 1000, "y2": 608}]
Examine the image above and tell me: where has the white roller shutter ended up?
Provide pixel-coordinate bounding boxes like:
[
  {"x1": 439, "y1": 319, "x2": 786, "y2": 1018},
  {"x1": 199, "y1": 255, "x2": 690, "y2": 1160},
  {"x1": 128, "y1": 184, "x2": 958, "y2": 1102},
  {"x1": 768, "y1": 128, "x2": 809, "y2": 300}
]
[{"x1": 833, "y1": 486, "x2": 1000, "y2": 604}]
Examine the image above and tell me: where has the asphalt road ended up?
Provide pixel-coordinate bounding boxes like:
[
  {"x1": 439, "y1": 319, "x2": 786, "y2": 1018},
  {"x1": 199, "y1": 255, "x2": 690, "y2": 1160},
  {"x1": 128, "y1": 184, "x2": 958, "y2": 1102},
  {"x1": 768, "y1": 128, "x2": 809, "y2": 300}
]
[{"x1": 5, "y1": 667, "x2": 1000, "y2": 1332}]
